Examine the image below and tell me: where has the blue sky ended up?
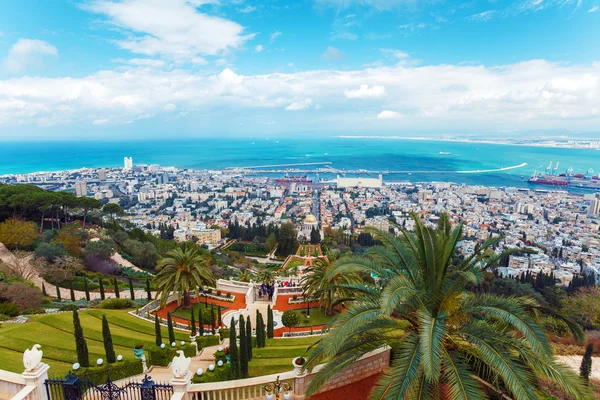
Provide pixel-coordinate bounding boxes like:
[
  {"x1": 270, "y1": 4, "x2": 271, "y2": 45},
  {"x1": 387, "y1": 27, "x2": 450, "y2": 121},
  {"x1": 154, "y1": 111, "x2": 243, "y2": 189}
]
[{"x1": 0, "y1": 0, "x2": 598, "y2": 139}]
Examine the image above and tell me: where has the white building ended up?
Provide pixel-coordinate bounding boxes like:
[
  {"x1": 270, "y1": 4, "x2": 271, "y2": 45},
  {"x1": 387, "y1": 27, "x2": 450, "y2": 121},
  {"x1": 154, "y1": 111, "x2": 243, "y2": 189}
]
[{"x1": 123, "y1": 157, "x2": 133, "y2": 171}]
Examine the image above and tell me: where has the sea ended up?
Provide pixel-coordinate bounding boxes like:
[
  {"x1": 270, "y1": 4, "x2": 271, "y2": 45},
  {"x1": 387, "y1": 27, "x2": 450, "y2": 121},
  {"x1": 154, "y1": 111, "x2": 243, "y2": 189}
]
[{"x1": 1, "y1": 136, "x2": 599, "y2": 191}]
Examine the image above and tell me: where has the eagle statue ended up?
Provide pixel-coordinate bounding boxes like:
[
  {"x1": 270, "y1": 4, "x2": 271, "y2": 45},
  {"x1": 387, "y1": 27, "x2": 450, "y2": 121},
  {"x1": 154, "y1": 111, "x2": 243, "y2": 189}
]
[
  {"x1": 171, "y1": 350, "x2": 191, "y2": 379},
  {"x1": 23, "y1": 344, "x2": 43, "y2": 372}
]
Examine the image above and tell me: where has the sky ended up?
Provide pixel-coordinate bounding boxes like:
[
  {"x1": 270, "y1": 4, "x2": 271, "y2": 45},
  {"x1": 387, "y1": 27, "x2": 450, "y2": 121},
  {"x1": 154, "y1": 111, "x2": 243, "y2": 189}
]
[{"x1": 0, "y1": 0, "x2": 598, "y2": 140}]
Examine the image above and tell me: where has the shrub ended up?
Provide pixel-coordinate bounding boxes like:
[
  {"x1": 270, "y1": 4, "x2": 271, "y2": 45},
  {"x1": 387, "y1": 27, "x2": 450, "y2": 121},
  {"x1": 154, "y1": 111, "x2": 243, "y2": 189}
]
[
  {"x1": 0, "y1": 282, "x2": 43, "y2": 312},
  {"x1": 213, "y1": 349, "x2": 227, "y2": 364},
  {"x1": 22, "y1": 308, "x2": 46, "y2": 315},
  {"x1": 207, "y1": 288, "x2": 213, "y2": 294},
  {"x1": 147, "y1": 344, "x2": 197, "y2": 367},
  {"x1": 59, "y1": 304, "x2": 80, "y2": 311},
  {"x1": 197, "y1": 335, "x2": 220, "y2": 349},
  {"x1": 292, "y1": 295, "x2": 297, "y2": 301},
  {"x1": 0, "y1": 302, "x2": 19, "y2": 317},
  {"x1": 226, "y1": 292, "x2": 231, "y2": 298},
  {"x1": 0, "y1": 313, "x2": 10, "y2": 321},
  {"x1": 219, "y1": 328, "x2": 230, "y2": 342},
  {"x1": 76, "y1": 360, "x2": 143, "y2": 385},
  {"x1": 216, "y1": 290, "x2": 222, "y2": 296},
  {"x1": 192, "y1": 363, "x2": 231, "y2": 383},
  {"x1": 99, "y1": 298, "x2": 134, "y2": 309}
]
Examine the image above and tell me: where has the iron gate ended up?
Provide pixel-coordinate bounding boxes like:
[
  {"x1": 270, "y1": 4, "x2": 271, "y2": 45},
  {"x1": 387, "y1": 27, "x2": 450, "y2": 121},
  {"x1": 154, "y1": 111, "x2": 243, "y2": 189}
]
[{"x1": 45, "y1": 373, "x2": 173, "y2": 400}]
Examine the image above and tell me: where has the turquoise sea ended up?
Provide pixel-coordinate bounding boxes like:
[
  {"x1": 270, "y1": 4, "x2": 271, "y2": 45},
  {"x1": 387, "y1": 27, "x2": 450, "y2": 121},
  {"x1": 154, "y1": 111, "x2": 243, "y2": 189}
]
[{"x1": 1, "y1": 137, "x2": 599, "y2": 190}]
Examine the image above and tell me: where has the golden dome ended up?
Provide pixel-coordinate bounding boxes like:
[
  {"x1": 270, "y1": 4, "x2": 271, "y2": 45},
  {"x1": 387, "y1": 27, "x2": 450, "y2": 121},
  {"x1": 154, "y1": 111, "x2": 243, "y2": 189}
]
[{"x1": 305, "y1": 214, "x2": 317, "y2": 223}]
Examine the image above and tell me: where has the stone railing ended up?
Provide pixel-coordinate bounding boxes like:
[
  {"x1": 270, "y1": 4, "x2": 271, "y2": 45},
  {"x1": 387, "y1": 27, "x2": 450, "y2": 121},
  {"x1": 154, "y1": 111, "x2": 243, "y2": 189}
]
[
  {"x1": 189, "y1": 371, "x2": 296, "y2": 400},
  {"x1": 0, "y1": 360, "x2": 50, "y2": 400},
  {"x1": 0, "y1": 369, "x2": 26, "y2": 397}
]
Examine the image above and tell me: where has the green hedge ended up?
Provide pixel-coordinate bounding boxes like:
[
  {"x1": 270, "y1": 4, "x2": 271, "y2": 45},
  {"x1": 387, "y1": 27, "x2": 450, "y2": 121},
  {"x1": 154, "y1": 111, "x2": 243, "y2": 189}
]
[
  {"x1": 219, "y1": 329, "x2": 230, "y2": 342},
  {"x1": 147, "y1": 344, "x2": 197, "y2": 367},
  {"x1": 99, "y1": 298, "x2": 134, "y2": 309},
  {"x1": 76, "y1": 360, "x2": 143, "y2": 385},
  {"x1": 192, "y1": 364, "x2": 231, "y2": 383},
  {"x1": 197, "y1": 335, "x2": 220, "y2": 349}
]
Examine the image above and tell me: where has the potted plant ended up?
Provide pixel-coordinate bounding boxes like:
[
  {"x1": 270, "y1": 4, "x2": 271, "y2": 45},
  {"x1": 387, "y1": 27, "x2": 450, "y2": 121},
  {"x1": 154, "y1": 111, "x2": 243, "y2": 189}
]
[
  {"x1": 292, "y1": 356, "x2": 306, "y2": 376},
  {"x1": 133, "y1": 343, "x2": 145, "y2": 359}
]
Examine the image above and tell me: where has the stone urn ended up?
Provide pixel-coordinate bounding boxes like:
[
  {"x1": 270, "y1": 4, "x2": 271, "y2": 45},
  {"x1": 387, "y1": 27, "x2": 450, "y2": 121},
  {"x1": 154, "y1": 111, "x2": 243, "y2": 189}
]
[{"x1": 292, "y1": 356, "x2": 306, "y2": 376}]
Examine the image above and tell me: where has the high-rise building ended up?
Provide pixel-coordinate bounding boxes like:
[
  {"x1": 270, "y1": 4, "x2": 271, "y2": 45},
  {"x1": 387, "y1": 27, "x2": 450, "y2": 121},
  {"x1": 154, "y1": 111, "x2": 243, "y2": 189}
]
[
  {"x1": 157, "y1": 172, "x2": 169, "y2": 185},
  {"x1": 75, "y1": 181, "x2": 87, "y2": 197},
  {"x1": 98, "y1": 169, "x2": 107, "y2": 181},
  {"x1": 123, "y1": 157, "x2": 133, "y2": 171},
  {"x1": 588, "y1": 199, "x2": 600, "y2": 216}
]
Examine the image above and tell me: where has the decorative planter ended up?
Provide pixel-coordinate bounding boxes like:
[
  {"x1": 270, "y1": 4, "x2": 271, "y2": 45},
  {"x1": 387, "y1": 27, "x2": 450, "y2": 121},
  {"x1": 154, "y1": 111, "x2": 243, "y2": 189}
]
[
  {"x1": 292, "y1": 357, "x2": 306, "y2": 376},
  {"x1": 133, "y1": 346, "x2": 145, "y2": 359}
]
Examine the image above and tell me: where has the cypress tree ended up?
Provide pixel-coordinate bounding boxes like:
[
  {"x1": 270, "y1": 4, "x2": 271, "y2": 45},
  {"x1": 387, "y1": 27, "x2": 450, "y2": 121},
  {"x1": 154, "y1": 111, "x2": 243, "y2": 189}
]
[
  {"x1": 267, "y1": 305, "x2": 274, "y2": 339},
  {"x1": 218, "y1": 306, "x2": 222, "y2": 328},
  {"x1": 229, "y1": 317, "x2": 240, "y2": 379},
  {"x1": 256, "y1": 310, "x2": 264, "y2": 348},
  {"x1": 129, "y1": 278, "x2": 135, "y2": 300},
  {"x1": 191, "y1": 309, "x2": 197, "y2": 336},
  {"x1": 146, "y1": 279, "x2": 152, "y2": 300},
  {"x1": 72, "y1": 310, "x2": 89, "y2": 367},
  {"x1": 199, "y1": 308, "x2": 204, "y2": 336},
  {"x1": 42, "y1": 282, "x2": 47, "y2": 297},
  {"x1": 210, "y1": 304, "x2": 215, "y2": 334},
  {"x1": 154, "y1": 314, "x2": 162, "y2": 347},
  {"x1": 70, "y1": 283, "x2": 75, "y2": 302},
  {"x1": 246, "y1": 316, "x2": 253, "y2": 361},
  {"x1": 56, "y1": 285, "x2": 61, "y2": 302},
  {"x1": 99, "y1": 279, "x2": 105, "y2": 300},
  {"x1": 580, "y1": 343, "x2": 594, "y2": 382},
  {"x1": 101, "y1": 315, "x2": 116, "y2": 363},
  {"x1": 84, "y1": 278, "x2": 90, "y2": 302},
  {"x1": 239, "y1": 315, "x2": 248, "y2": 378},
  {"x1": 113, "y1": 277, "x2": 120, "y2": 298},
  {"x1": 167, "y1": 312, "x2": 175, "y2": 344}
]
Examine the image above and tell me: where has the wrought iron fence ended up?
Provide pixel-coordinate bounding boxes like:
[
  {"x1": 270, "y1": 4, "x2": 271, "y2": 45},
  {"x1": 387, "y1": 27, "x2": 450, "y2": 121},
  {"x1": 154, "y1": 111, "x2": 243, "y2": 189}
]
[{"x1": 45, "y1": 374, "x2": 173, "y2": 400}]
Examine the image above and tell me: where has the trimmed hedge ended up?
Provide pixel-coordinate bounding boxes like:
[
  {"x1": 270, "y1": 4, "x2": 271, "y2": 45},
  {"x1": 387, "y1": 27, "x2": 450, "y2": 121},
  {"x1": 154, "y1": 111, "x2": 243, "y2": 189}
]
[
  {"x1": 99, "y1": 298, "x2": 134, "y2": 309},
  {"x1": 192, "y1": 364, "x2": 231, "y2": 383},
  {"x1": 196, "y1": 335, "x2": 220, "y2": 349},
  {"x1": 219, "y1": 329, "x2": 230, "y2": 342},
  {"x1": 147, "y1": 344, "x2": 197, "y2": 367},
  {"x1": 76, "y1": 360, "x2": 143, "y2": 385}
]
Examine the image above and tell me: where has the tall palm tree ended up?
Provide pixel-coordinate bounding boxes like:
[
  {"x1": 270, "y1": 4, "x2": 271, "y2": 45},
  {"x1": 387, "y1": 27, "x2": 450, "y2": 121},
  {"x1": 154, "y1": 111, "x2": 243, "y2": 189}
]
[
  {"x1": 306, "y1": 213, "x2": 589, "y2": 400},
  {"x1": 154, "y1": 247, "x2": 215, "y2": 308}
]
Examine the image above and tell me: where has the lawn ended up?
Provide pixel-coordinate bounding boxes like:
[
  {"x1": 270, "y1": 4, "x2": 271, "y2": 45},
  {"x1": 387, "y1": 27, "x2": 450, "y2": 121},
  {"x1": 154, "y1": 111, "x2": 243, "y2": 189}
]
[
  {"x1": 289, "y1": 307, "x2": 336, "y2": 326},
  {"x1": 284, "y1": 256, "x2": 305, "y2": 270},
  {"x1": 0, "y1": 309, "x2": 189, "y2": 376},
  {"x1": 170, "y1": 302, "x2": 229, "y2": 321},
  {"x1": 249, "y1": 337, "x2": 320, "y2": 377}
]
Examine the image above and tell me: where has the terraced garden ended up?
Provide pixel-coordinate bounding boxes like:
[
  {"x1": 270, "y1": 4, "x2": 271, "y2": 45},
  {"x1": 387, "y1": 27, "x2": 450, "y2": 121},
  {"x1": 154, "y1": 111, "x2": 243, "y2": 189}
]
[{"x1": 249, "y1": 337, "x2": 320, "y2": 377}]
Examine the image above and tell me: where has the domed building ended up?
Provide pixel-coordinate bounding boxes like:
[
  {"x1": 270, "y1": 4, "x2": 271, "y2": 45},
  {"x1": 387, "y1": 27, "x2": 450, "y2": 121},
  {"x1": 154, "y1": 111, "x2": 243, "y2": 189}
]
[{"x1": 299, "y1": 214, "x2": 319, "y2": 241}]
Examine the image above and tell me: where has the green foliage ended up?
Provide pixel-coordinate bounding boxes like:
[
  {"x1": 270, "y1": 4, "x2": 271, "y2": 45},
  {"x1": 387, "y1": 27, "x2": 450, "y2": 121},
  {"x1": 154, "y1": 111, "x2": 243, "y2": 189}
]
[
  {"x1": 246, "y1": 315, "x2": 253, "y2": 361},
  {"x1": 229, "y1": 317, "x2": 240, "y2": 379},
  {"x1": 239, "y1": 315, "x2": 248, "y2": 378},
  {"x1": 85, "y1": 240, "x2": 114, "y2": 260},
  {"x1": 147, "y1": 344, "x2": 196, "y2": 367},
  {"x1": 256, "y1": 310, "x2": 266, "y2": 348},
  {"x1": 213, "y1": 349, "x2": 227, "y2": 364},
  {"x1": 192, "y1": 364, "x2": 231, "y2": 383},
  {"x1": 196, "y1": 335, "x2": 219, "y2": 349},
  {"x1": 281, "y1": 310, "x2": 299, "y2": 332},
  {"x1": 0, "y1": 313, "x2": 10, "y2": 321},
  {"x1": 76, "y1": 360, "x2": 143, "y2": 386},
  {"x1": 167, "y1": 312, "x2": 175, "y2": 344},
  {"x1": 72, "y1": 310, "x2": 89, "y2": 367},
  {"x1": 190, "y1": 308, "x2": 197, "y2": 336},
  {"x1": 99, "y1": 279, "x2": 105, "y2": 300},
  {"x1": 267, "y1": 305, "x2": 274, "y2": 339},
  {"x1": 101, "y1": 315, "x2": 116, "y2": 364},
  {"x1": 59, "y1": 304, "x2": 79, "y2": 311},
  {"x1": 113, "y1": 277, "x2": 120, "y2": 299},
  {"x1": 99, "y1": 298, "x2": 134, "y2": 309},
  {"x1": 34, "y1": 242, "x2": 66, "y2": 263},
  {"x1": 154, "y1": 314, "x2": 162, "y2": 347},
  {"x1": 146, "y1": 279, "x2": 152, "y2": 301},
  {"x1": 122, "y1": 239, "x2": 159, "y2": 269},
  {"x1": 0, "y1": 302, "x2": 19, "y2": 317},
  {"x1": 219, "y1": 328, "x2": 230, "y2": 342},
  {"x1": 580, "y1": 344, "x2": 594, "y2": 382}
]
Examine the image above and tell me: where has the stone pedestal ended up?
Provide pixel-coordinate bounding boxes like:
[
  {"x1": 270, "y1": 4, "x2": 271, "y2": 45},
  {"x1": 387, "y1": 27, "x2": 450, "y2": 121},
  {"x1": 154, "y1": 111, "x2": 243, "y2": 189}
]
[
  {"x1": 170, "y1": 370, "x2": 192, "y2": 400},
  {"x1": 21, "y1": 363, "x2": 50, "y2": 400}
]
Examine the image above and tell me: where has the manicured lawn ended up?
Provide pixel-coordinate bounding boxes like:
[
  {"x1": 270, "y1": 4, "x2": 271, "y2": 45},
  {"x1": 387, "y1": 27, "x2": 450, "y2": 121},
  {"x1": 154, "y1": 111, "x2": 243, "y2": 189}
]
[
  {"x1": 170, "y1": 302, "x2": 229, "y2": 321},
  {"x1": 289, "y1": 307, "x2": 336, "y2": 326},
  {"x1": 285, "y1": 257, "x2": 305, "y2": 269},
  {"x1": 0, "y1": 309, "x2": 189, "y2": 376},
  {"x1": 249, "y1": 337, "x2": 320, "y2": 377}
]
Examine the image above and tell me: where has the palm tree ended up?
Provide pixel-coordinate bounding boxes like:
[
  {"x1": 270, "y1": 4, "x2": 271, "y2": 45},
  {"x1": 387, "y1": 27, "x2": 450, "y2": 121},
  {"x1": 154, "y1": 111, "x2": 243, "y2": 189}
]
[
  {"x1": 237, "y1": 271, "x2": 252, "y2": 282},
  {"x1": 257, "y1": 269, "x2": 274, "y2": 285},
  {"x1": 306, "y1": 213, "x2": 589, "y2": 400},
  {"x1": 154, "y1": 247, "x2": 215, "y2": 308},
  {"x1": 300, "y1": 257, "x2": 359, "y2": 315}
]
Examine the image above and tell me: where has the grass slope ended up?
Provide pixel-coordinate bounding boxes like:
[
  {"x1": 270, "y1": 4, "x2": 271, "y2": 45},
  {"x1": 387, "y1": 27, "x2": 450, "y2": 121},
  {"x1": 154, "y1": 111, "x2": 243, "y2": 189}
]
[{"x1": 249, "y1": 337, "x2": 320, "y2": 377}]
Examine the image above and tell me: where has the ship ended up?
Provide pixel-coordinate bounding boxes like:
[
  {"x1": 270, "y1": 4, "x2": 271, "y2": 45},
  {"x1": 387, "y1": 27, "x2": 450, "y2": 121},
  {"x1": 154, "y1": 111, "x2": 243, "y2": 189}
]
[
  {"x1": 527, "y1": 161, "x2": 600, "y2": 190},
  {"x1": 275, "y1": 174, "x2": 313, "y2": 184},
  {"x1": 439, "y1": 151, "x2": 452, "y2": 155}
]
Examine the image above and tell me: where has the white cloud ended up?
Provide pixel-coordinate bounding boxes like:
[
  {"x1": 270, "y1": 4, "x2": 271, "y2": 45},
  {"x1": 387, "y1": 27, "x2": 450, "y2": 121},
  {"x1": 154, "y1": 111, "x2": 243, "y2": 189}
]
[
  {"x1": 254, "y1": 45, "x2": 264, "y2": 53},
  {"x1": 321, "y1": 46, "x2": 345, "y2": 61},
  {"x1": 164, "y1": 103, "x2": 177, "y2": 111},
  {"x1": 113, "y1": 58, "x2": 166, "y2": 67},
  {"x1": 316, "y1": 0, "x2": 416, "y2": 11},
  {"x1": 332, "y1": 31, "x2": 358, "y2": 40},
  {"x1": 377, "y1": 110, "x2": 402, "y2": 119},
  {"x1": 239, "y1": 5, "x2": 256, "y2": 13},
  {"x1": 345, "y1": 84, "x2": 386, "y2": 99},
  {"x1": 467, "y1": 10, "x2": 496, "y2": 22},
  {"x1": 3, "y1": 39, "x2": 58, "y2": 74},
  {"x1": 82, "y1": 0, "x2": 252, "y2": 63},
  {"x1": 589, "y1": 5, "x2": 599, "y2": 12},
  {"x1": 380, "y1": 48, "x2": 409, "y2": 59},
  {"x1": 285, "y1": 98, "x2": 313, "y2": 111},
  {"x1": 269, "y1": 31, "x2": 282, "y2": 43},
  {"x1": 92, "y1": 118, "x2": 109, "y2": 125}
]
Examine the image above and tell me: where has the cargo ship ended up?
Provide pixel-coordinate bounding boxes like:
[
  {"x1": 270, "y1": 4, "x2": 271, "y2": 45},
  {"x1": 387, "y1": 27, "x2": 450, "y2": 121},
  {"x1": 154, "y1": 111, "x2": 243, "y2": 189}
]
[
  {"x1": 527, "y1": 162, "x2": 600, "y2": 190},
  {"x1": 275, "y1": 174, "x2": 313, "y2": 184}
]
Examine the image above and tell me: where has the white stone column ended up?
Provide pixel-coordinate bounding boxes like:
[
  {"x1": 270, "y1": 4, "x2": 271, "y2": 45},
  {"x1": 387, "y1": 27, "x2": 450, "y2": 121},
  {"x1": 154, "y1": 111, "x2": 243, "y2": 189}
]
[
  {"x1": 21, "y1": 363, "x2": 50, "y2": 400},
  {"x1": 169, "y1": 370, "x2": 192, "y2": 400}
]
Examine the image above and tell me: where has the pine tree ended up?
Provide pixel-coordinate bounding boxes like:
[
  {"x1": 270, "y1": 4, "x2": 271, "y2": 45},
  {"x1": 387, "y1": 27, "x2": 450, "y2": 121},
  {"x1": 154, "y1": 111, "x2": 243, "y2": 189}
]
[
  {"x1": 99, "y1": 279, "x2": 105, "y2": 300},
  {"x1": 580, "y1": 343, "x2": 594, "y2": 382},
  {"x1": 191, "y1": 309, "x2": 197, "y2": 336},
  {"x1": 239, "y1": 315, "x2": 248, "y2": 378},
  {"x1": 101, "y1": 315, "x2": 116, "y2": 363},
  {"x1": 146, "y1": 279, "x2": 152, "y2": 300},
  {"x1": 113, "y1": 277, "x2": 120, "y2": 298},
  {"x1": 210, "y1": 304, "x2": 216, "y2": 334},
  {"x1": 167, "y1": 312, "x2": 175, "y2": 344},
  {"x1": 267, "y1": 305, "x2": 274, "y2": 339},
  {"x1": 229, "y1": 317, "x2": 240, "y2": 379},
  {"x1": 246, "y1": 316, "x2": 253, "y2": 361},
  {"x1": 84, "y1": 278, "x2": 90, "y2": 302},
  {"x1": 218, "y1": 306, "x2": 222, "y2": 328},
  {"x1": 199, "y1": 308, "x2": 204, "y2": 336},
  {"x1": 56, "y1": 285, "x2": 61, "y2": 302},
  {"x1": 129, "y1": 278, "x2": 135, "y2": 300},
  {"x1": 154, "y1": 314, "x2": 162, "y2": 347},
  {"x1": 70, "y1": 283, "x2": 75, "y2": 302},
  {"x1": 72, "y1": 310, "x2": 89, "y2": 367},
  {"x1": 42, "y1": 282, "x2": 47, "y2": 297}
]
